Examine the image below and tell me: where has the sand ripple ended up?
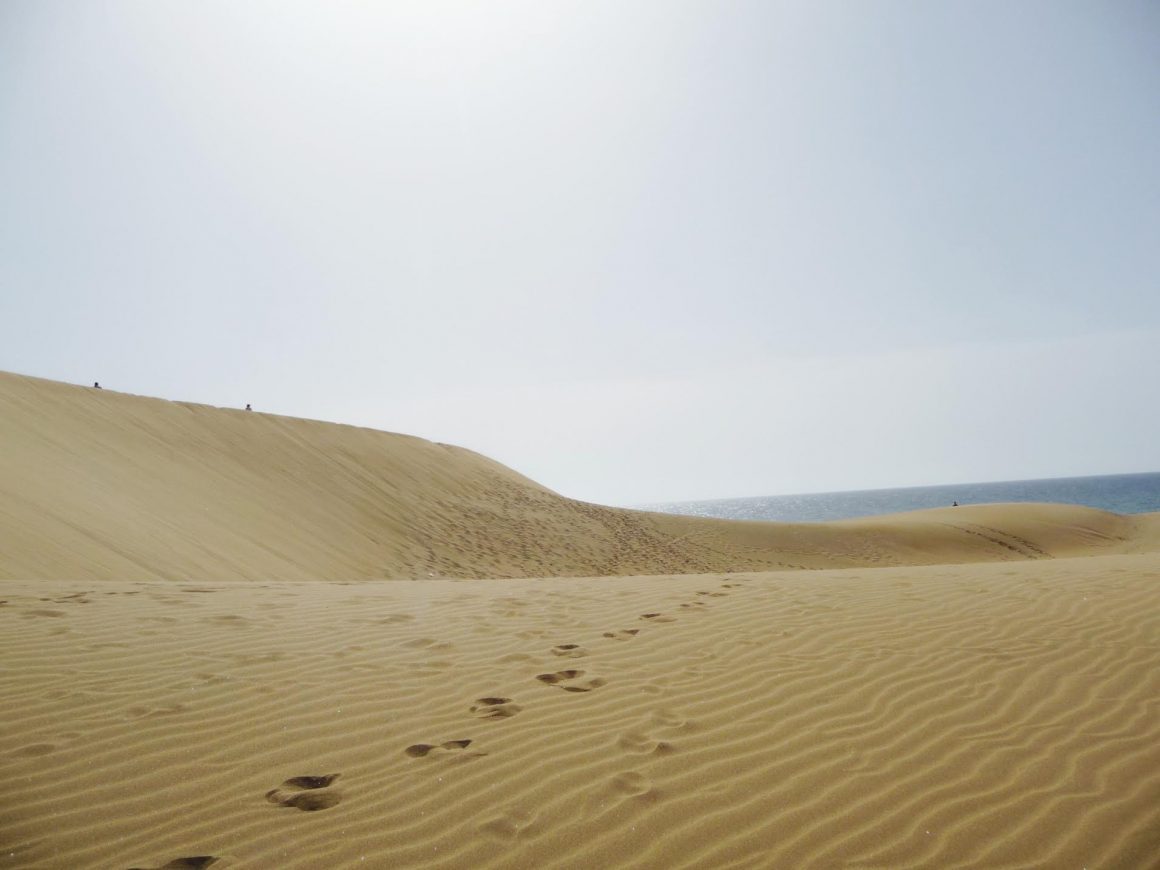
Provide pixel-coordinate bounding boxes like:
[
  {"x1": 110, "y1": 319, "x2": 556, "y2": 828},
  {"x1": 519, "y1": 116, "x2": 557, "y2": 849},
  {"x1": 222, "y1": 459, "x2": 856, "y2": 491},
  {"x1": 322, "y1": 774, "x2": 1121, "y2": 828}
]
[{"x1": 2, "y1": 555, "x2": 1159, "y2": 867}]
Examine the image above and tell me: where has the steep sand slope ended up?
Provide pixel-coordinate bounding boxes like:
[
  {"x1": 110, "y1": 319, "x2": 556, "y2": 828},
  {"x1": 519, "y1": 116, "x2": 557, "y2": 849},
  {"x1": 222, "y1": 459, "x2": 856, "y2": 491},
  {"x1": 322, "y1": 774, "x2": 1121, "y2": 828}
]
[
  {"x1": 2, "y1": 371, "x2": 1158, "y2": 581},
  {"x1": 2, "y1": 556, "x2": 1158, "y2": 868}
]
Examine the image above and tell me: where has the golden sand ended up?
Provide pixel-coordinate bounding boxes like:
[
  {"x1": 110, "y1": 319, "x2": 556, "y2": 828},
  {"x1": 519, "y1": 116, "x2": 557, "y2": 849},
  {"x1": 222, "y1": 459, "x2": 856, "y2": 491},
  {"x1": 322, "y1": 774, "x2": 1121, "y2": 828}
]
[{"x1": 1, "y1": 372, "x2": 1158, "y2": 868}]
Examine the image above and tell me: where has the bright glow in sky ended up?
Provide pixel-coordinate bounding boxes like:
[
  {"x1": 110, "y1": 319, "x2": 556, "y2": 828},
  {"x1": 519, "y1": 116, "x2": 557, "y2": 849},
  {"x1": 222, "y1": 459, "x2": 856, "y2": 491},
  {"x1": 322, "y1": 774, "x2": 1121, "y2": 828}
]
[{"x1": 2, "y1": 1, "x2": 1158, "y2": 505}]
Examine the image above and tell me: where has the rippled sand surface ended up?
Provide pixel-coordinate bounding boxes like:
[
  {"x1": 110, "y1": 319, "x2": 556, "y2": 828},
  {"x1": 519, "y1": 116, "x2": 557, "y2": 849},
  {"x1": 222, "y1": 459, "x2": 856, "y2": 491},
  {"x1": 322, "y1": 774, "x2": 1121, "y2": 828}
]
[{"x1": 2, "y1": 372, "x2": 1158, "y2": 868}]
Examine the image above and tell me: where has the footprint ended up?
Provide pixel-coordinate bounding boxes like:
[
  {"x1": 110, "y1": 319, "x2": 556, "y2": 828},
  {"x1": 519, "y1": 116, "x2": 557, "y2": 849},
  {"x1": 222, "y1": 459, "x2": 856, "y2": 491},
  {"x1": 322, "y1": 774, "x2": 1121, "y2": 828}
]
[
  {"x1": 583, "y1": 769, "x2": 659, "y2": 814},
  {"x1": 128, "y1": 858, "x2": 219, "y2": 870},
  {"x1": 471, "y1": 697, "x2": 521, "y2": 720},
  {"x1": 265, "y1": 773, "x2": 342, "y2": 812},
  {"x1": 51, "y1": 592, "x2": 92, "y2": 604},
  {"x1": 650, "y1": 708, "x2": 692, "y2": 730},
  {"x1": 404, "y1": 739, "x2": 482, "y2": 758},
  {"x1": 639, "y1": 613, "x2": 676, "y2": 623},
  {"x1": 602, "y1": 629, "x2": 640, "y2": 640},
  {"x1": 536, "y1": 670, "x2": 606, "y2": 693},
  {"x1": 609, "y1": 770, "x2": 654, "y2": 797},
  {"x1": 402, "y1": 637, "x2": 439, "y2": 648},
  {"x1": 616, "y1": 731, "x2": 675, "y2": 756},
  {"x1": 477, "y1": 806, "x2": 538, "y2": 840},
  {"x1": 273, "y1": 792, "x2": 341, "y2": 811},
  {"x1": 536, "y1": 669, "x2": 582, "y2": 684},
  {"x1": 550, "y1": 644, "x2": 587, "y2": 658},
  {"x1": 679, "y1": 602, "x2": 707, "y2": 610},
  {"x1": 281, "y1": 774, "x2": 340, "y2": 789}
]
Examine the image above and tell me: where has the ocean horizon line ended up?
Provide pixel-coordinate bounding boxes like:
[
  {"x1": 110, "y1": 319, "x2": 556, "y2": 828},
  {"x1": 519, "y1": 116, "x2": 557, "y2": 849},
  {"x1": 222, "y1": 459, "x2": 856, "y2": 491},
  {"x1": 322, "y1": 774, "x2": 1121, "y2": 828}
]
[{"x1": 642, "y1": 468, "x2": 1160, "y2": 509}]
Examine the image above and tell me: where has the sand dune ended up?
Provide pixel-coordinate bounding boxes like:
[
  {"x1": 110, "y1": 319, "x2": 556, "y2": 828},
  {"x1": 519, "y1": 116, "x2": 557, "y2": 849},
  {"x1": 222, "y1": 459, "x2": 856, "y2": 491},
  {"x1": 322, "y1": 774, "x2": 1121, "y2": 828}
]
[
  {"x1": 2, "y1": 371, "x2": 1159, "y2": 868},
  {"x1": 2, "y1": 372, "x2": 1157, "y2": 581}
]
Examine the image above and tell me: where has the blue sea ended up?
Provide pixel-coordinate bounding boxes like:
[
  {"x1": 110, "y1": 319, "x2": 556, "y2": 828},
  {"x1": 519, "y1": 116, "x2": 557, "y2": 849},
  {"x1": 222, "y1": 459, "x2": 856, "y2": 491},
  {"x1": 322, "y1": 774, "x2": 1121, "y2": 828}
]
[{"x1": 646, "y1": 471, "x2": 1160, "y2": 524}]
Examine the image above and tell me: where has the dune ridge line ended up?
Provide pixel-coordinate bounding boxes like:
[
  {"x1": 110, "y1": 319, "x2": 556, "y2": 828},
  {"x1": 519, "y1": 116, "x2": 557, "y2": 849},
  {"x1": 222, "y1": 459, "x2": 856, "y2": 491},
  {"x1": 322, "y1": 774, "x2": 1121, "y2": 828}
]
[{"x1": 2, "y1": 370, "x2": 1157, "y2": 582}]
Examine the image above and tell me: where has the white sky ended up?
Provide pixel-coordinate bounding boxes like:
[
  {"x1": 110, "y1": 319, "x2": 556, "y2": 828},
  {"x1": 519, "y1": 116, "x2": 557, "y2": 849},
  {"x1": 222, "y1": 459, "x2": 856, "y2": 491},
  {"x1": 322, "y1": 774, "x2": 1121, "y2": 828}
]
[{"x1": 2, "y1": 1, "x2": 1158, "y2": 505}]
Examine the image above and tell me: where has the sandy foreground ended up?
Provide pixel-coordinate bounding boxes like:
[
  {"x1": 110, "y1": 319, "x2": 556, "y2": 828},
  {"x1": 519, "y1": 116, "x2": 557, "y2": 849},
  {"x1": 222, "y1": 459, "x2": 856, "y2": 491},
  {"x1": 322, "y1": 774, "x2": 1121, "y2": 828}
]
[
  {"x1": 2, "y1": 372, "x2": 1159, "y2": 868},
  {"x1": 3, "y1": 558, "x2": 1159, "y2": 869}
]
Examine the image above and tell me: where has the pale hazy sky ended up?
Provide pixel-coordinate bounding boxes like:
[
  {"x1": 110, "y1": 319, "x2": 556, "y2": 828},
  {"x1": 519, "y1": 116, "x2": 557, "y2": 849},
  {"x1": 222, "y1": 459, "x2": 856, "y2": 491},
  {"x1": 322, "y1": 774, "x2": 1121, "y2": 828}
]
[{"x1": 2, "y1": 1, "x2": 1158, "y2": 505}]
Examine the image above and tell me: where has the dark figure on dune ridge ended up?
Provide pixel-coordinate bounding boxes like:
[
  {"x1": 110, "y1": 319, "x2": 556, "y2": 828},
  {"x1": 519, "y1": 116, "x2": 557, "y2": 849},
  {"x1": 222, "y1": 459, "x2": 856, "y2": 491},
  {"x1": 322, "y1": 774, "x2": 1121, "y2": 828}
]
[
  {"x1": 93, "y1": 381, "x2": 101, "y2": 389},
  {"x1": 245, "y1": 404, "x2": 252, "y2": 411}
]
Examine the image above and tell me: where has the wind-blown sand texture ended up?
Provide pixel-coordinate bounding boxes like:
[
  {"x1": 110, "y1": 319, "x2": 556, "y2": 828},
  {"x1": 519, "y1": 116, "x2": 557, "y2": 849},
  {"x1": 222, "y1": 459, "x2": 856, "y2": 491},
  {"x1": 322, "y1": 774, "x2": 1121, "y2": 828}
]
[{"x1": 2, "y1": 372, "x2": 1159, "y2": 868}]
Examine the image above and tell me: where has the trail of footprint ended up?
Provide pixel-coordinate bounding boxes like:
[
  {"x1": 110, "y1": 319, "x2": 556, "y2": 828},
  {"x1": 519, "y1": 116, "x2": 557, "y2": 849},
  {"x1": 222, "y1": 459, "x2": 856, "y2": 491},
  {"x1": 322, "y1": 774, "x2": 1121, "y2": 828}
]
[
  {"x1": 265, "y1": 773, "x2": 342, "y2": 812},
  {"x1": 536, "y1": 670, "x2": 606, "y2": 693},
  {"x1": 51, "y1": 592, "x2": 93, "y2": 604},
  {"x1": 128, "y1": 858, "x2": 219, "y2": 870},
  {"x1": 404, "y1": 739, "x2": 484, "y2": 758},
  {"x1": 602, "y1": 629, "x2": 640, "y2": 640},
  {"x1": 471, "y1": 697, "x2": 521, "y2": 719}
]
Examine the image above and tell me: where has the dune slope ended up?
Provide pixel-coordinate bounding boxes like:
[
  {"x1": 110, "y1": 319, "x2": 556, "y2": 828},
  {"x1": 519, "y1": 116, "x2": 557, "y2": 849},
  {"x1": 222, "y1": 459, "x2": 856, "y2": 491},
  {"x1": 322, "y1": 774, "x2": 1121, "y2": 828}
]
[
  {"x1": 3, "y1": 371, "x2": 1160, "y2": 869},
  {"x1": 2, "y1": 371, "x2": 1157, "y2": 581}
]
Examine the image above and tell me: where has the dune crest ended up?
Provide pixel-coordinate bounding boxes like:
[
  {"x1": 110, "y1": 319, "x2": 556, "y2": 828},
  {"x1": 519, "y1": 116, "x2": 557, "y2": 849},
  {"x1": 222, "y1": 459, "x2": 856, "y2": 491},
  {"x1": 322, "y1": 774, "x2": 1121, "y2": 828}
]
[{"x1": 2, "y1": 371, "x2": 1157, "y2": 581}]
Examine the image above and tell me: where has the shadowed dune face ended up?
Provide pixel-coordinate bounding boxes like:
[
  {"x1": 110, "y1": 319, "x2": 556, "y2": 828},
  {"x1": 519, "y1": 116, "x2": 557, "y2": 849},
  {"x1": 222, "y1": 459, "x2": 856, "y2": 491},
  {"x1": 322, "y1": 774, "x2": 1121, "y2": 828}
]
[{"x1": 2, "y1": 371, "x2": 1158, "y2": 581}]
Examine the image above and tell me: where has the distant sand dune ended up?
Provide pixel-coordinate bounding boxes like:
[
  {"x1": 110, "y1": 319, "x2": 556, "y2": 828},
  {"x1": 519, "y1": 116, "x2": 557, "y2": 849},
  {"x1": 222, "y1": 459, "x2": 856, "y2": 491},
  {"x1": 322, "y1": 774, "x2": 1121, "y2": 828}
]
[
  {"x1": 2, "y1": 371, "x2": 1157, "y2": 581},
  {"x1": 2, "y1": 371, "x2": 1159, "y2": 868}
]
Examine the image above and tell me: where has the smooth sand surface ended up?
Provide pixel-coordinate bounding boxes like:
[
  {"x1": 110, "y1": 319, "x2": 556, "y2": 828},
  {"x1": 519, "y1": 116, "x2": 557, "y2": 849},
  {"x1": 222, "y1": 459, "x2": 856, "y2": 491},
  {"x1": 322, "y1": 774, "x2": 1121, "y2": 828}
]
[
  {"x1": 3, "y1": 372, "x2": 1159, "y2": 582},
  {"x1": 2, "y1": 371, "x2": 1159, "y2": 868}
]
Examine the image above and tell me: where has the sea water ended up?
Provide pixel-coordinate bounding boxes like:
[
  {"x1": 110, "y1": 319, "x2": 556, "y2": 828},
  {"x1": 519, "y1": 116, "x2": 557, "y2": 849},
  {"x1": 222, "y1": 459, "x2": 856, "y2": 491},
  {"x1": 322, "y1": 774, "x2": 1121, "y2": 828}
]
[{"x1": 645, "y1": 471, "x2": 1160, "y2": 524}]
